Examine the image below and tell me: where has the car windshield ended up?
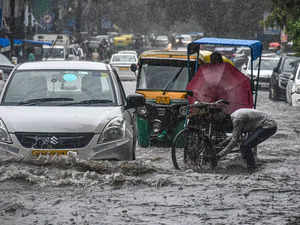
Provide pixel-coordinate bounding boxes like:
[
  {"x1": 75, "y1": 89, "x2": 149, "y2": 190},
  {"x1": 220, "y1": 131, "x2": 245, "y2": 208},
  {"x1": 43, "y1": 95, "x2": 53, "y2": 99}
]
[
  {"x1": 111, "y1": 54, "x2": 137, "y2": 63},
  {"x1": 252, "y1": 58, "x2": 280, "y2": 70},
  {"x1": 283, "y1": 57, "x2": 300, "y2": 72},
  {"x1": 43, "y1": 48, "x2": 65, "y2": 58},
  {"x1": 2, "y1": 69, "x2": 116, "y2": 106},
  {"x1": 0, "y1": 53, "x2": 13, "y2": 64},
  {"x1": 137, "y1": 60, "x2": 192, "y2": 91}
]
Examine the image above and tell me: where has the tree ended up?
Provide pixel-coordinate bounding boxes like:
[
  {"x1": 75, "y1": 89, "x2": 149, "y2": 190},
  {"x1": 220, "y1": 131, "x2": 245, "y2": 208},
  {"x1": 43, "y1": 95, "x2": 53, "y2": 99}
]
[{"x1": 266, "y1": 0, "x2": 300, "y2": 52}]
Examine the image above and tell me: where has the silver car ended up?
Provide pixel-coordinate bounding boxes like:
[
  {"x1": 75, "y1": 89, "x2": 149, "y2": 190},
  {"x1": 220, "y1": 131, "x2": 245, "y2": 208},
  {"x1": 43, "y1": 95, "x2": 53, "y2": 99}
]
[{"x1": 0, "y1": 61, "x2": 144, "y2": 161}]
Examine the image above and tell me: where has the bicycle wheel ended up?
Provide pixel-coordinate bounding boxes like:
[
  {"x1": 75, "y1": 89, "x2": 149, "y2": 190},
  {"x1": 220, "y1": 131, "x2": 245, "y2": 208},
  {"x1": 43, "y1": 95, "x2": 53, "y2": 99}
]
[{"x1": 171, "y1": 128, "x2": 216, "y2": 170}]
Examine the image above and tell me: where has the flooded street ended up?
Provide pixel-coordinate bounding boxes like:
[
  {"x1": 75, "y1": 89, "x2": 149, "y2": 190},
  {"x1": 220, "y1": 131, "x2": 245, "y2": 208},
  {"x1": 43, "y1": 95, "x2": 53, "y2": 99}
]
[{"x1": 0, "y1": 87, "x2": 299, "y2": 225}]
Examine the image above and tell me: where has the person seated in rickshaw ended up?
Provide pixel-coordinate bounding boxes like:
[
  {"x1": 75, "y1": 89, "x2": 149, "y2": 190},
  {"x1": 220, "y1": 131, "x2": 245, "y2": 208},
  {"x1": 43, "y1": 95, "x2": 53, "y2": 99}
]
[
  {"x1": 216, "y1": 107, "x2": 277, "y2": 173},
  {"x1": 210, "y1": 51, "x2": 223, "y2": 64}
]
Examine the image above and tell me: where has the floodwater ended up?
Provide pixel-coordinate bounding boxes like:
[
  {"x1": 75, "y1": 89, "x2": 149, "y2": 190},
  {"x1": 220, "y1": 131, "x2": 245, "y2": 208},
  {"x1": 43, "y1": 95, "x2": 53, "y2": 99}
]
[{"x1": 0, "y1": 88, "x2": 300, "y2": 225}]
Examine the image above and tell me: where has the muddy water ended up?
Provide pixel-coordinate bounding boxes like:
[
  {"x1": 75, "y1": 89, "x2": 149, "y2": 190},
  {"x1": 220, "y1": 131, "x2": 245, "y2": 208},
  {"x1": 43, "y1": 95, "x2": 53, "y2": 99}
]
[{"x1": 0, "y1": 91, "x2": 300, "y2": 225}]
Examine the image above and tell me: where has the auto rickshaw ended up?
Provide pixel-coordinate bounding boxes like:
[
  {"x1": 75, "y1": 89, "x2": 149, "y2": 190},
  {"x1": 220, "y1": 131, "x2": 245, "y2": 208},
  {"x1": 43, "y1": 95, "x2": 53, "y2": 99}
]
[{"x1": 133, "y1": 49, "x2": 234, "y2": 147}]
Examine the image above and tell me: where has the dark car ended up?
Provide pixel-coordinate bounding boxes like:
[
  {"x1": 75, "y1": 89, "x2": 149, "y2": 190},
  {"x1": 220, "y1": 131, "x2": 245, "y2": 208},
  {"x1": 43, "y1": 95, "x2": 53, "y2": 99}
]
[
  {"x1": 0, "y1": 53, "x2": 15, "y2": 81},
  {"x1": 269, "y1": 55, "x2": 300, "y2": 101}
]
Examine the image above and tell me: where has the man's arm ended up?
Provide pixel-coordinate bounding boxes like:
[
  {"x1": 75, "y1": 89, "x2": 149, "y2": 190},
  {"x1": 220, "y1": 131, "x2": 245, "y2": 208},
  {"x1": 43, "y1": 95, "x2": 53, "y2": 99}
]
[{"x1": 217, "y1": 119, "x2": 242, "y2": 158}]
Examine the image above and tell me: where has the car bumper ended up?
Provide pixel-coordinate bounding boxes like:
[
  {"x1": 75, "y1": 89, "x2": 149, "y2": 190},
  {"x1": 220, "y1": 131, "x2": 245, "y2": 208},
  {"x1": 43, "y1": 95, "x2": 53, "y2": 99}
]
[
  {"x1": 0, "y1": 134, "x2": 133, "y2": 161},
  {"x1": 291, "y1": 93, "x2": 300, "y2": 106}
]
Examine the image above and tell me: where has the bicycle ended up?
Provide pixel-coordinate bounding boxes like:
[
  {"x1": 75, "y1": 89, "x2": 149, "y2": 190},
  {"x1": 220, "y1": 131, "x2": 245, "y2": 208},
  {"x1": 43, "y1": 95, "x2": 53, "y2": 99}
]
[{"x1": 171, "y1": 99, "x2": 253, "y2": 170}]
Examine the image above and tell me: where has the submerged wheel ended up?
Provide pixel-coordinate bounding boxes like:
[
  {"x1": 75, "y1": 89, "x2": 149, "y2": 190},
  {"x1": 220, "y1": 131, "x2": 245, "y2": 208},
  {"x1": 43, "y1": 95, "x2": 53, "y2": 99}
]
[{"x1": 171, "y1": 128, "x2": 216, "y2": 170}]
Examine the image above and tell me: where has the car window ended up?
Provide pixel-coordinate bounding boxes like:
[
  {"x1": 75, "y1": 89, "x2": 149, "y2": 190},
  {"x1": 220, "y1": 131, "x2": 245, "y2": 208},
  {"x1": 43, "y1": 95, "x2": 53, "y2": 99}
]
[
  {"x1": 283, "y1": 57, "x2": 300, "y2": 72},
  {"x1": 2, "y1": 69, "x2": 117, "y2": 106},
  {"x1": 137, "y1": 61, "x2": 189, "y2": 90},
  {"x1": 252, "y1": 58, "x2": 280, "y2": 70},
  {"x1": 112, "y1": 54, "x2": 137, "y2": 63}
]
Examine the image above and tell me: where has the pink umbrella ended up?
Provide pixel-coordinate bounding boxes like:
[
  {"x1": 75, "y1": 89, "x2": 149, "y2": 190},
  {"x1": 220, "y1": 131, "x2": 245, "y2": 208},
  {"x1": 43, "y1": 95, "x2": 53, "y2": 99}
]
[{"x1": 186, "y1": 63, "x2": 254, "y2": 114}]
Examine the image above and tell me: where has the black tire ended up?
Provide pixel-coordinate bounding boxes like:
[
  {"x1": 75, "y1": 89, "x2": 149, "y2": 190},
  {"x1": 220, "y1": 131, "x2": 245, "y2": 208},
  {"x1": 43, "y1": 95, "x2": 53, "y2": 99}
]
[{"x1": 171, "y1": 128, "x2": 216, "y2": 170}]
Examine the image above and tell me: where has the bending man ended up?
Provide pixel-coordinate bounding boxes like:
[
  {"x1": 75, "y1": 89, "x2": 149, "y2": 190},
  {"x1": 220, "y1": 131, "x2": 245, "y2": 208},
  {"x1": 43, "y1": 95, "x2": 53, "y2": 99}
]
[{"x1": 217, "y1": 108, "x2": 277, "y2": 172}]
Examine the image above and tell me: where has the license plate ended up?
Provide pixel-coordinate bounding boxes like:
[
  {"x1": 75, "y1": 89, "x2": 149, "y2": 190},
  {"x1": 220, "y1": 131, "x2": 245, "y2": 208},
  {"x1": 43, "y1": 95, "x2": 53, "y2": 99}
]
[
  {"x1": 32, "y1": 150, "x2": 76, "y2": 156},
  {"x1": 156, "y1": 96, "x2": 170, "y2": 104},
  {"x1": 119, "y1": 67, "x2": 129, "y2": 71}
]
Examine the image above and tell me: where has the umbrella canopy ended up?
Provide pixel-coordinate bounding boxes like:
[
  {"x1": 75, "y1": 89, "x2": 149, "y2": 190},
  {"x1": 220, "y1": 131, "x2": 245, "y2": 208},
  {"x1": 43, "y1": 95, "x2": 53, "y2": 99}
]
[{"x1": 186, "y1": 63, "x2": 253, "y2": 114}]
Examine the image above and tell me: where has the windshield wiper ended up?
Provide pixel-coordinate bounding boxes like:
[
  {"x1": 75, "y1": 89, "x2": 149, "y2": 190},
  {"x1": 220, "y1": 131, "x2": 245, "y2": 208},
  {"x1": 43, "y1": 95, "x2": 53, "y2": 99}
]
[
  {"x1": 61, "y1": 99, "x2": 113, "y2": 106},
  {"x1": 18, "y1": 98, "x2": 74, "y2": 105},
  {"x1": 162, "y1": 66, "x2": 184, "y2": 95}
]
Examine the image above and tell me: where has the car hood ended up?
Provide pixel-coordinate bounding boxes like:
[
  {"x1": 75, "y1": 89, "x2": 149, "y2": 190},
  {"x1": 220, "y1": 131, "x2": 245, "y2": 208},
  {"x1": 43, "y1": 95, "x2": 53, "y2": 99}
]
[{"x1": 0, "y1": 106, "x2": 122, "y2": 133}]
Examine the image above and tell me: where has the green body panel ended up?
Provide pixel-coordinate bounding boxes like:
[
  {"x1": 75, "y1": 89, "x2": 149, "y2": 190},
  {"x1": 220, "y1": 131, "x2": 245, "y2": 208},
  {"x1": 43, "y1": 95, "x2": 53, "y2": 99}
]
[
  {"x1": 136, "y1": 114, "x2": 185, "y2": 148},
  {"x1": 137, "y1": 116, "x2": 150, "y2": 147}
]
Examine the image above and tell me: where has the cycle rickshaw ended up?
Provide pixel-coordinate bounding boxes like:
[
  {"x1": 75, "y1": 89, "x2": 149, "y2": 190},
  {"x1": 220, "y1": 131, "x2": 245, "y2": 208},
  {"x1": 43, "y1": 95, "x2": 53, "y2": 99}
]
[{"x1": 171, "y1": 37, "x2": 263, "y2": 170}]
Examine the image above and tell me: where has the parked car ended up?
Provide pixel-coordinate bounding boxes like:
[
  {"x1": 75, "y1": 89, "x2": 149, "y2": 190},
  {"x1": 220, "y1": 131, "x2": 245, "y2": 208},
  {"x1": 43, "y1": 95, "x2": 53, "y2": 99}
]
[
  {"x1": 175, "y1": 34, "x2": 192, "y2": 46},
  {"x1": 0, "y1": 61, "x2": 144, "y2": 161},
  {"x1": 242, "y1": 56, "x2": 280, "y2": 89},
  {"x1": 0, "y1": 53, "x2": 15, "y2": 81},
  {"x1": 232, "y1": 47, "x2": 251, "y2": 70},
  {"x1": 214, "y1": 47, "x2": 235, "y2": 60},
  {"x1": 109, "y1": 53, "x2": 138, "y2": 80},
  {"x1": 286, "y1": 60, "x2": 300, "y2": 106},
  {"x1": 154, "y1": 35, "x2": 169, "y2": 48},
  {"x1": 269, "y1": 55, "x2": 300, "y2": 101}
]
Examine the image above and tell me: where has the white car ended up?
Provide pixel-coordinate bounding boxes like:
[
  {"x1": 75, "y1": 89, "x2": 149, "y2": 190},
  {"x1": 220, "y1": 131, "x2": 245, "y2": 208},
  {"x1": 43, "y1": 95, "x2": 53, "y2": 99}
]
[
  {"x1": 0, "y1": 61, "x2": 144, "y2": 161},
  {"x1": 117, "y1": 50, "x2": 138, "y2": 56},
  {"x1": 109, "y1": 53, "x2": 138, "y2": 81},
  {"x1": 242, "y1": 56, "x2": 280, "y2": 89},
  {"x1": 286, "y1": 61, "x2": 300, "y2": 106}
]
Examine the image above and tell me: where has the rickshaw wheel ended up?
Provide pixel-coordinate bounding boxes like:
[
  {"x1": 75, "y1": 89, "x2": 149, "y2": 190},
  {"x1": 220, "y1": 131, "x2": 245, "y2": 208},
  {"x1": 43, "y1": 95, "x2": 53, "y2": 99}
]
[{"x1": 171, "y1": 128, "x2": 213, "y2": 170}]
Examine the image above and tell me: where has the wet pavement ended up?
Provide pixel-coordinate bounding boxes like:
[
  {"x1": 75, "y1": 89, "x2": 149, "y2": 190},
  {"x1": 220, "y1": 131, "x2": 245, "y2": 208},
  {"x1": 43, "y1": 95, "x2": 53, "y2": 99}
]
[{"x1": 0, "y1": 88, "x2": 299, "y2": 225}]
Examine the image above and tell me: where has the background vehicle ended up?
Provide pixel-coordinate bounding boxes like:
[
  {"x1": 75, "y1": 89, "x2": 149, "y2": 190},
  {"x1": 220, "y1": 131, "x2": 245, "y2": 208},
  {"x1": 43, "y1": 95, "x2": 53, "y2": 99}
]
[
  {"x1": 214, "y1": 47, "x2": 235, "y2": 60},
  {"x1": 269, "y1": 55, "x2": 300, "y2": 101},
  {"x1": 286, "y1": 60, "x2": 300, "y2": 106},
  {"x1": 0, "y1": 61, "x2": 144, "y2": 161},
  {"x1": 154, "y1": 35, "x2": 169, "y2": 48},
  {"x1": 242, "y1": 55, "x2": 280, "y2": 89},
  {"x1": 33, "y1": 34, "x2": 71, "y2": 61},
  {"x1": 232, "y1": 47, "x2": 251, "y2": 70},
  {"x1": 109, "y1": 53, "x2": 138, "y2": 80}
]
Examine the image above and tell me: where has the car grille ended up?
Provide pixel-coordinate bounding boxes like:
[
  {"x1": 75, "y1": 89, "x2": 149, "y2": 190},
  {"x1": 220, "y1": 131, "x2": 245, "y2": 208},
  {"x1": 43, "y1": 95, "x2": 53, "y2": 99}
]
[{"x1": 15, "y1": 133, "x2": 94, "y2": 149}]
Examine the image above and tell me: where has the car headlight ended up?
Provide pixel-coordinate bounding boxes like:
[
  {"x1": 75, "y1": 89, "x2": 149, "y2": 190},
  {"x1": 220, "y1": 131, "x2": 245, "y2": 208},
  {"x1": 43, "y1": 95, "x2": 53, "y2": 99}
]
[
  {"x1": 137, "y1": 106, "x2": 147, "y2": 116},
  {"x1": 98, "y1": 118, "x2": 125, "y2": 144},
  {"x1": 0, "y1": 119, "x2": 12, "y2": 144}
]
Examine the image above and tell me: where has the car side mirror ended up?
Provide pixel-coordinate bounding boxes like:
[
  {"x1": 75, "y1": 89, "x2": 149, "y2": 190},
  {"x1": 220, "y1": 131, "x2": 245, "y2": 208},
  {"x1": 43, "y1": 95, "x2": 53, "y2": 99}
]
[
  {"x1": 126, "y1": 94, "x2": 145, "y2": 109},
  {"x1": 130, "y1": 64, "x2": 137, "y2": 72}
]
